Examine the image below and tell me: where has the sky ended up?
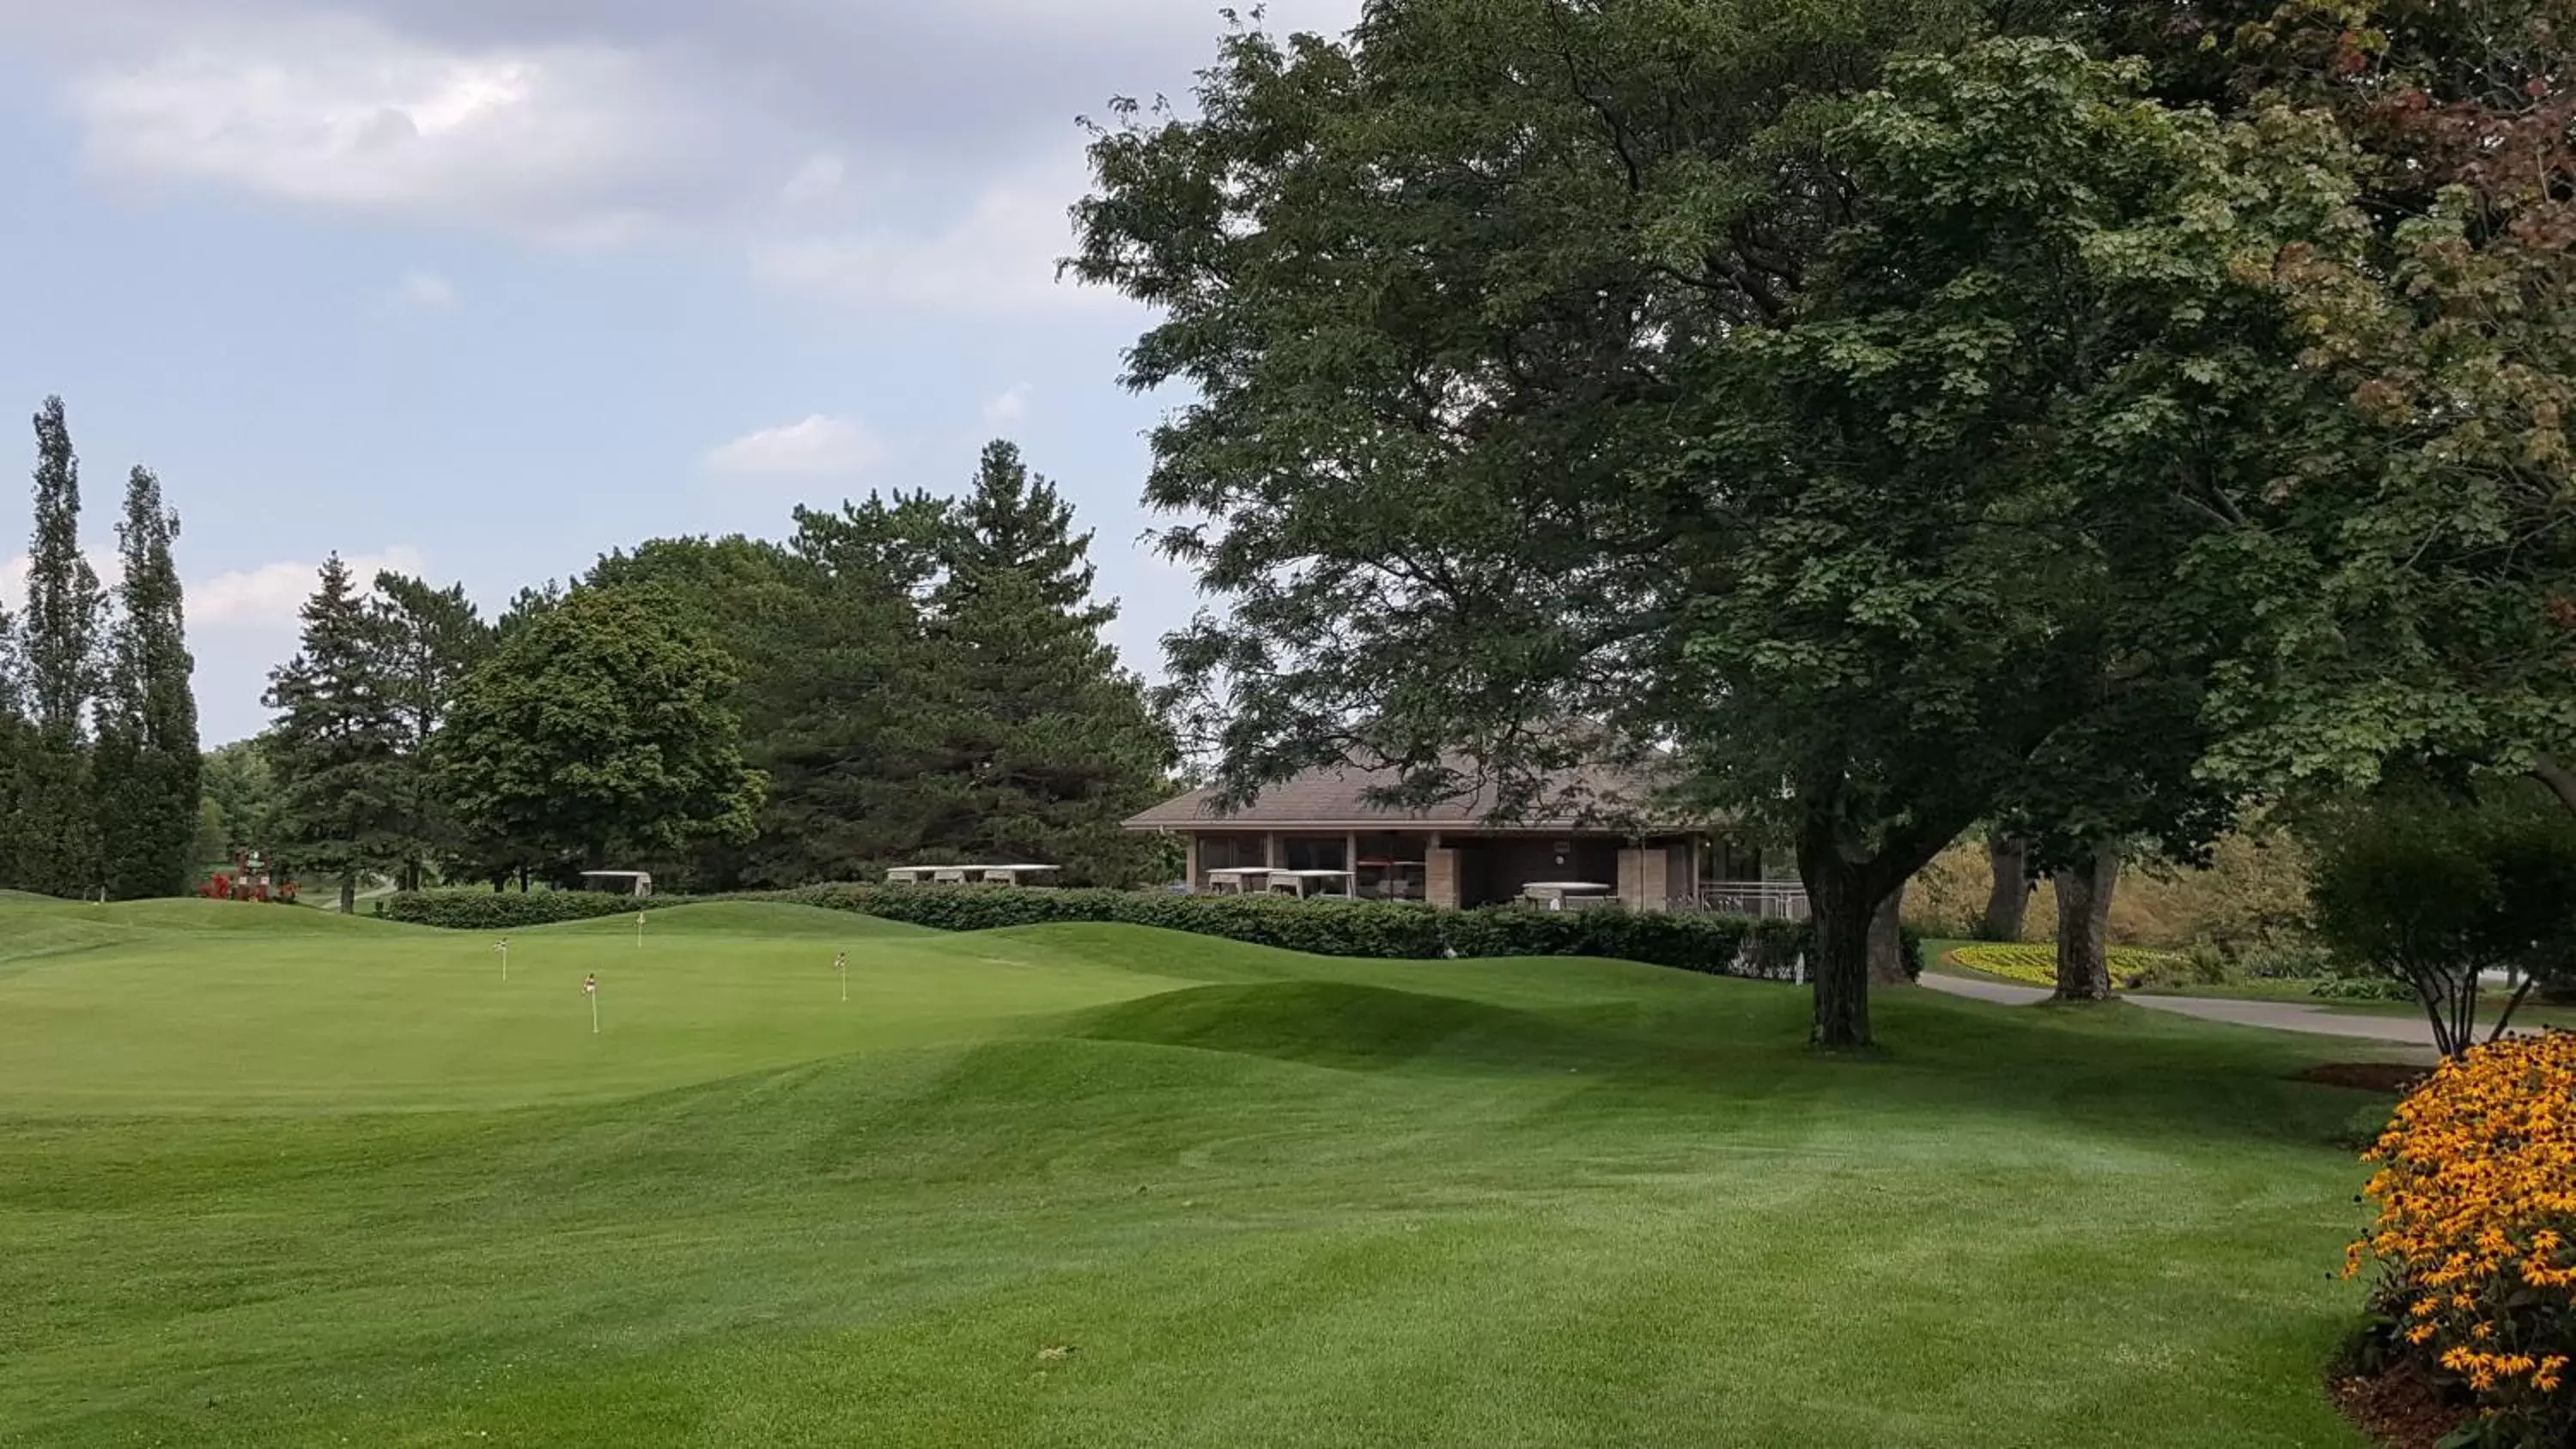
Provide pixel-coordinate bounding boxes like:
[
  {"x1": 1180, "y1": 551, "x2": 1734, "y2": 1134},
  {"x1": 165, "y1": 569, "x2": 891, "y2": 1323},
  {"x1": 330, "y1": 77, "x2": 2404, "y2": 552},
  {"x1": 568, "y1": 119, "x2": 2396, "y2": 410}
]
[{"x1": 0, "y1": 0, "x2": 1362, "y2": 744}]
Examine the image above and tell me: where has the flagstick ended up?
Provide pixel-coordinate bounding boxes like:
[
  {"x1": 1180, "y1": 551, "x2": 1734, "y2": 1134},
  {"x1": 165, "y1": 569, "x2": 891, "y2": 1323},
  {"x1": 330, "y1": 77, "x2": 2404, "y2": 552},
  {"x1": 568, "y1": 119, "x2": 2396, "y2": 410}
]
[
  {"x1": 592, "y1": 990, "x2": 600, "y2": 1035},
  {"x1": 636, "y1": 911, "x2": 646, "y2": 949},
  {"x1": 836, "y1": 951, "x2": 848, "y2": 1003}
]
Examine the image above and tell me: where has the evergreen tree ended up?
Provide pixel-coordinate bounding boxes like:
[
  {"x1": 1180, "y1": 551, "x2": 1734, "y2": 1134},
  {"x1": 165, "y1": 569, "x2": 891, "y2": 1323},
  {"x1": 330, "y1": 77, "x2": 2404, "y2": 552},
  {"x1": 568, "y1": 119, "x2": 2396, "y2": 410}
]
[
  {"x1": 755, "y1": 494, "x2": 951, "y2": 882},
  {"x1": 370, "y1": 573, "x2": 491, "y2": 889},
  {"x1": 13, "y1": 397, "x2": 103, "y2": 897},
  {"x1": 915, "y1": 441, "x2": 1171, "y2": 883},
  {"x1": 261, "y1": 556, "x2": 402, "y2": 912},
  {"x1": 95, "y1": 466, "x2": 200, "y2": 899}
]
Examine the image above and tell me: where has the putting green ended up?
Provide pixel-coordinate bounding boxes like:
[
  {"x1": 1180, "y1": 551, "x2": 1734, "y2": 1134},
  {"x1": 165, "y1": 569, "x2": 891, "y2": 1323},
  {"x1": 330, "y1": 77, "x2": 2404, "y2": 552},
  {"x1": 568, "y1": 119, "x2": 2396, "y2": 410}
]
[{"x1": 0, "y1": 898, "x2": 2386, "y2": 1446}]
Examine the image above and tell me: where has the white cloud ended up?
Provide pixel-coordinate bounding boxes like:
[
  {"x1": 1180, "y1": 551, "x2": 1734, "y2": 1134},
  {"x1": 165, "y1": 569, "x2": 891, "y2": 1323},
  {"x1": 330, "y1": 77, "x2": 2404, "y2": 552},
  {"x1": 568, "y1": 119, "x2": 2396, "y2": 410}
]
[
  {"x1": 750, "y1": 161, "x2": 1110, "y2": 315},
  {"x1": 982, "y1": 384, "x2": 1031, "y2": 427},
  {"x1": 702, "y1": 415, "x2": 884, "y2": 480},
  {"x1": 64, "y1": 15, "x2": 741, "y2": 243},
  {"x1": 193, "y1": 547, "x2": 428, "y2": 629},
  {"x1": 780, "y1": 153, "x2": 847, "y2": 207},
  {"x1": 388, "y1": 269, "x2": 459, "y2": 311}
]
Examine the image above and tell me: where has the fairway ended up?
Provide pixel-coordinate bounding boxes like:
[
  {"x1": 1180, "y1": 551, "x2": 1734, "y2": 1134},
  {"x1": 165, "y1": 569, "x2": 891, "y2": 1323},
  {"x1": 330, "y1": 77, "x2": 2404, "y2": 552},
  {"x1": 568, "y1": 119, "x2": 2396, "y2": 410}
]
[{"x1": 2, "y1": 899, "x2": 2388, "y2": 1446}]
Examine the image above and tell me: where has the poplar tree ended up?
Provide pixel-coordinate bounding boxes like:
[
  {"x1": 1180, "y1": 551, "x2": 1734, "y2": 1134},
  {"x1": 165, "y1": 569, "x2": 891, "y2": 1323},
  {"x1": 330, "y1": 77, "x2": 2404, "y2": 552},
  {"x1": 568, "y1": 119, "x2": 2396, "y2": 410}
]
[
  {"x1": 12, "y1": 397, "x2": 103, "y2": 897},
  {"x1": 95, "y1": 466, "x2": 200, "y2": 899}
]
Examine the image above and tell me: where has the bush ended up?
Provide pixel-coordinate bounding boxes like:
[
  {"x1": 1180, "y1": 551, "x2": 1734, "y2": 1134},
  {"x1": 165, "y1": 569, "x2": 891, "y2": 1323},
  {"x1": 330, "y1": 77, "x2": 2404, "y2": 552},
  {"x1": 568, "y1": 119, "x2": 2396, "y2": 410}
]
[
  {"x1": 2310, "y1": 973, "x2": 2417, "y2": 1003},
  {"x1": 382, "y1": 881, "x2": 1920, "y2": 985},
  {"x1": 2307, "y1": 785, "x2": 2576, "y2": 1056},
  {"x1": 2346, "y1": 1033, "x2": 2576, "y2": 1446},
  {"x1": 757, "y1": 884, "x2": 1826, "y2": 979},
  {"x1": 380, "y1": 890, "x2": 654, "y2": 930}
]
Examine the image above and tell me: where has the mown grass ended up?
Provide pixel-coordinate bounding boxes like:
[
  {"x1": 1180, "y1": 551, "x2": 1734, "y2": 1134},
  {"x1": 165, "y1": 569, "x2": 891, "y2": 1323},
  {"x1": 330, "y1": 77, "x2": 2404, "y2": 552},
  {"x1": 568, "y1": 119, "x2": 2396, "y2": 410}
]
[{"x1": 0, "y1": 899, "x2": 2397, "y2": 1446}]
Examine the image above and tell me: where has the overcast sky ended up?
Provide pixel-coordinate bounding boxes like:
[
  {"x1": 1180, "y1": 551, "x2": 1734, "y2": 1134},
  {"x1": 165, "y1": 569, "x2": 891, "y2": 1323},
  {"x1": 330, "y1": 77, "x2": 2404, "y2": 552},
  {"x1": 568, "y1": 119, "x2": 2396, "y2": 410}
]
[{"x1": 0, "y1": 0, "x2": 1360, "y2": 743}]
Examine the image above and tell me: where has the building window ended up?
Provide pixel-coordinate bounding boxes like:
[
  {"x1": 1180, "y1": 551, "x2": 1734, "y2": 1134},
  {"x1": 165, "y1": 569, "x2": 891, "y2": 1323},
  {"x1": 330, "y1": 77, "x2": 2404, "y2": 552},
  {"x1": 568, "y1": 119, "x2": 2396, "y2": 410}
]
[
  {"x1": 1356, "y1": 834, "x2": 1427, "y2": 901},
  {"x1": 1197, "y1": 835, "x2": 1267, "y2": 882},
  {"x1": 1279, "y1": 837, "x2": 1347, "y2": 872}
]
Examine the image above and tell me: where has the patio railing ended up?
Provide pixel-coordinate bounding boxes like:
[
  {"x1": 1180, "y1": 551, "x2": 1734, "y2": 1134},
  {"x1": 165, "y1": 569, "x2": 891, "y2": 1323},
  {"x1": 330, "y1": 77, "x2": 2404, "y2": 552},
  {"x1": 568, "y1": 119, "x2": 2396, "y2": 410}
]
[{"x1": 1694, "y1": 881, "x2": 1812, "y2": 920}]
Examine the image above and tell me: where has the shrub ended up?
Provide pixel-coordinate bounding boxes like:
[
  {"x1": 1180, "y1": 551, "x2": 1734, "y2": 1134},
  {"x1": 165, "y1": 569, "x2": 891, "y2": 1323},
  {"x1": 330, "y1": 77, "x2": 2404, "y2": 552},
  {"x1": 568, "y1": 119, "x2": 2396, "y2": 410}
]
[
  {"x1": 2308, "y1": 786, "x2": 2576, "y2": 1057},
  {"x1": 2346, "y1": 1033, "x2": 2576, "y2": 1446},
  {"x1": 2311, "y1": 973, "x2": 2418, "y2": 1003},
  {"x1": 380, "y1": 890, "x2": 653, "y2": 930},
  {"x1": 756, "y1": 884, "x2": 1826, "y2": 979}
]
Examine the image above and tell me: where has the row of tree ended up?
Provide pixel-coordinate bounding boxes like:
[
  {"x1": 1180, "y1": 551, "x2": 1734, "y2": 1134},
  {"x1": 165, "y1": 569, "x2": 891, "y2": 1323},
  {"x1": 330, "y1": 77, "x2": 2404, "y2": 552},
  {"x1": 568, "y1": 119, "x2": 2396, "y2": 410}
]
[
  {"x1": 255, "y1": 441, "x2": 1172, "y2": 903},
  {"x1": 1071, "y1": 0, "x2": 2576, "y2": 1046},
  {"x1": 0, "y1": 398, "x2": 200, "y2": 900}
]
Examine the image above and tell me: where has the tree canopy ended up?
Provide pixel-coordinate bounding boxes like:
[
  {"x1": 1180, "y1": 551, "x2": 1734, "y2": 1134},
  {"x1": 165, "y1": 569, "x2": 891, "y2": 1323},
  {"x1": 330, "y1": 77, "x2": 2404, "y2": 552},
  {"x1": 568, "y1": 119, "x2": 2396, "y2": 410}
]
[{"x1": 438, "y1": 585, "x2": 766, "y2": 879}]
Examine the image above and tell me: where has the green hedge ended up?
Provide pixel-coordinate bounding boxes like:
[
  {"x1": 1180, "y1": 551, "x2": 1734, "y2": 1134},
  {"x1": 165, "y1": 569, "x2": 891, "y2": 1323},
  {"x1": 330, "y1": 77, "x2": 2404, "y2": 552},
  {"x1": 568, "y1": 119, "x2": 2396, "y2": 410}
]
[
  {"x1": 379, "y1": 889, "x2": 658, "y2": 930},
  {"x1": 758, "y1": 884, "x2": 1852, "y2": 981},
  {"x1": 381, "y1": 882, "x2": 1924, "y2": 984}
]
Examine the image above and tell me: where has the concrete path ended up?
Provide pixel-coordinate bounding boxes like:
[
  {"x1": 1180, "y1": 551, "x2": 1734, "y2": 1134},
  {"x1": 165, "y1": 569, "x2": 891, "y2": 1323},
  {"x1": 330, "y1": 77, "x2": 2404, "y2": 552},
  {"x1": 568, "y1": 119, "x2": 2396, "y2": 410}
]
[{"x1": 1920, "y1": 973, "x2": 2447, "y2": 1049}]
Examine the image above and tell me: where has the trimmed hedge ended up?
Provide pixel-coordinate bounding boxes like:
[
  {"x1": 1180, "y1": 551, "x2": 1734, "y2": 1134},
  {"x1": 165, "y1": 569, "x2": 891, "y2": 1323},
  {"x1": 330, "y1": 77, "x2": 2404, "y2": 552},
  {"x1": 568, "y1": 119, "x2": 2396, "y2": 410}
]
[
  {"x1": 379, "y1": 889, "x2": 659, "y2": 930},
  {"x1": 381, "y1": 882, "x2": 1926, "y2": 984},
  {"x1": 759, "y1": 884, "x2": 1836, "y2": 980}
]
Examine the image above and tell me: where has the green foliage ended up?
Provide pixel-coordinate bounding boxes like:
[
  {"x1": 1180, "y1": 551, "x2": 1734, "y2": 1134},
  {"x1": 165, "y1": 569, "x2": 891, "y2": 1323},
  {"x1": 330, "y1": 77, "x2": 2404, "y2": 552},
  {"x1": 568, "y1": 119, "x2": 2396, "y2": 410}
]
[
  {"x1": 200, "y1": 739, "x2": 284, "y2": 854},
  {"x1": 261, "y1": 556, "x2": 403, "y2": 907},
  {"x1": 11, "y1": 397, "x2": 105, "y2": 896},
  {"x1": 1074, "y1": 21, "x2": 2352, "y2": 1046},
  {"x1": 96, "y1": 466, "x2": 200, "y2": 900},
  {"x1": 369, "y1": 572, "x2": 491, "y2": 889},
  {"x1": 437, "y1": 585, "x2": 764, "y2": 877},
  {"x1": 377, "y1": 889, "x2": 649, "y2": 930},
  {"x1": 2305, "y1": 783, "x2": 2576, "y2": 1054},
  {"x1": 762, "y1": 885, "x2": 1826, "y2": 979}
]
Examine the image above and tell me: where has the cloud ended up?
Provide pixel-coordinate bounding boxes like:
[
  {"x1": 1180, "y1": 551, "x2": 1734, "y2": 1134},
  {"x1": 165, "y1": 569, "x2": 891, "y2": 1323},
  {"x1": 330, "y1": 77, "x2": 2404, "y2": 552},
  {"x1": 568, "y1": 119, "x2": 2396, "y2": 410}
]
[
  {"x1": 750, "y1": 161, "x2": 1109, "y2": 315},
  {"x1": 702, "y1": 415, "x2": 884, "y2": 480},
  {"x1": 193, "y1": 547, "x2": 428, "y2": 629},
  {"x1": 62, "y1": 13, "x2": 750, "y2": 243},
  {"x1": 15, "y1": 0, "x2": 1368, "y2": 294},
  {"x1": 982, "y1": 385, "x2": 1031, "y2": 427},
  {"x1": 388, "y1": 270, "x2": 459, "y2": 311}
]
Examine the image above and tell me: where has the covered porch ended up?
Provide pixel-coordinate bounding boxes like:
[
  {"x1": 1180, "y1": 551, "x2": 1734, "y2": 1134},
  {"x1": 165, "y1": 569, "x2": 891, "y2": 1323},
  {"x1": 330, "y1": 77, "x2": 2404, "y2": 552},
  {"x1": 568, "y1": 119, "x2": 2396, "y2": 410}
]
[{"x1": 1183, "y1": 828, "x2": 1789, "y2": 913}]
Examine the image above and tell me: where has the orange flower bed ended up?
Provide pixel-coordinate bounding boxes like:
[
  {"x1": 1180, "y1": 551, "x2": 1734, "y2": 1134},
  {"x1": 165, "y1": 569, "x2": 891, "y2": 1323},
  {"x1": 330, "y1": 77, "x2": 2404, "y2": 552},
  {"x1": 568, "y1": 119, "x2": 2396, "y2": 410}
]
[{"x1": 2348, "y1": 1033, "x2": 2576, "y2": 1445}]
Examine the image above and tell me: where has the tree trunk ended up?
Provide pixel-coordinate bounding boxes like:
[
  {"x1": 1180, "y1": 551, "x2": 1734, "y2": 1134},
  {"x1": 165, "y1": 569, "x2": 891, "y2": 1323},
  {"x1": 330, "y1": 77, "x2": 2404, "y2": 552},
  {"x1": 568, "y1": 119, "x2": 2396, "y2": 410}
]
[
  {"x1": 337, "y1": 876, "x2": 357, "y2": 916},
  {"x1": 1868, "y1": 885, "x2": 1911, "y2": 985},
  {"x1": 2052, "y1": 843, "x2": 2122, "y2": 1002},
  {"x1": 1983, "y1": 834, "x2": 2032, "y2": 942},
  {"x1": 1803, "y1": 851, "x2": 1877, "y2": 1051}
]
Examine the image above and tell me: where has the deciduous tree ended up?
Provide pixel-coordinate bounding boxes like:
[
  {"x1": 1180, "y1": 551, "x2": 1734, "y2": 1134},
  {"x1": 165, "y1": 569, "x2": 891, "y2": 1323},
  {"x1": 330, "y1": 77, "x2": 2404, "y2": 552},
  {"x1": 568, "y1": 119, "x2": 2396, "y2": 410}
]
[
  {"x1": 94, "y1": 466, "x2": 199, "y2": 899},
  {"x1": 437, "y1": 586, "x2": 764, "y2": 878},
  {"x1": 12, "y1": 397, "x2": 103, "y2": 897}
]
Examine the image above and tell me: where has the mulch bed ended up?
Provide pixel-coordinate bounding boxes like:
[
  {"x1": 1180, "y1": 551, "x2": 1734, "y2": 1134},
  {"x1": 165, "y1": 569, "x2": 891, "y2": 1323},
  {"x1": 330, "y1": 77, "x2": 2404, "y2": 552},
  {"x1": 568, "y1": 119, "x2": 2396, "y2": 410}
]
[
  {"x1": 2299, "y1": 1062, "x2": 2429, "y2": 1094},
  {"x1": 2330, "y1": 1360, "x2": 2470, "y2": 1449}
]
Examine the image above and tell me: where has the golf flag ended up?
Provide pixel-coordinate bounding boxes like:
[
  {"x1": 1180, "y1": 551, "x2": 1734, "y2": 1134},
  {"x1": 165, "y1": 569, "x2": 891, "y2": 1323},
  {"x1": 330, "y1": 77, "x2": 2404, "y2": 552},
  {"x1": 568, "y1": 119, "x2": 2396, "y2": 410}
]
[
  {"x1": 835, "y1": 951, "x2": 848, "y2": 1002},
  {"x1": 585, "y1": 973, "x2": 599, "y2": 1034},
  {"x1": 495, "y1": 937, "x2": 510, "y2": 980}
]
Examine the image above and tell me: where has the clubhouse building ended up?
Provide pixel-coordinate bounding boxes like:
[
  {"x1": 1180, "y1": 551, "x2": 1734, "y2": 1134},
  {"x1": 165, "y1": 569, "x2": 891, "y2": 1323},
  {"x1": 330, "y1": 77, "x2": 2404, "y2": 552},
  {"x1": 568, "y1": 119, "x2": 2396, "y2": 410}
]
[{"x1": 1123, "y1": 756, "x2": 1801, "y2": 916}]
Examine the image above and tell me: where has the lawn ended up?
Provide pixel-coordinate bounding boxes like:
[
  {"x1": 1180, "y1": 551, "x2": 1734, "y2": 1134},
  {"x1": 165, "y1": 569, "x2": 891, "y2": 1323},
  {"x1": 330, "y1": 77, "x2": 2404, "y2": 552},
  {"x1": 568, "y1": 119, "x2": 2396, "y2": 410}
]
[{"x1": 0, "y1": 897, "x2": 2398, "y2": 1446}]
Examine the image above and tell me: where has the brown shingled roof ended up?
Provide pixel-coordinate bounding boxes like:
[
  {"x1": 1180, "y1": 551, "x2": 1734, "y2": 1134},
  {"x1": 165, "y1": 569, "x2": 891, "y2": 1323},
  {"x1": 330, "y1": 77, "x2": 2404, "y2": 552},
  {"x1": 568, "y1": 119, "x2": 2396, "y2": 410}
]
[{"x1": 1123, "y1": 755, "x2": 1703, "y2": 833}]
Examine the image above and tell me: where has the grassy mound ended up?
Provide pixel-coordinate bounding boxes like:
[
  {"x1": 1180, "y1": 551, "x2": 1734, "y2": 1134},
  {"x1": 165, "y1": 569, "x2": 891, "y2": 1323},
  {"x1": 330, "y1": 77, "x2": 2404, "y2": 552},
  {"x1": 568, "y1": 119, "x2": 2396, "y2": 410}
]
[{"x1": 0, "y1": 894, "x2": 2396, "y2": 1446}]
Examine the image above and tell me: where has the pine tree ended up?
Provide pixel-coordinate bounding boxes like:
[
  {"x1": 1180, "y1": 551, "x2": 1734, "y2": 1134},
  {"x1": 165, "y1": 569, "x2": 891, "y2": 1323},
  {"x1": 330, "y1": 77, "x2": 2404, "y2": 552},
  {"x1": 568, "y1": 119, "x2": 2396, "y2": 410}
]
[
  {"x1": 12, "y1": 397, "x2": 103, "y2": 897},
  {"x1": 371, "y1": 573, "x2": 490, "y2": 889},
  {"x1": 95, "y1": 466, "x2": 200, "y2": 898},
  {"x1": 262, "y1": 556, "x2": 402, "y2": 912},
  {"x1": 917, "y1": 441, "x2": 1171, "y2": 882}
]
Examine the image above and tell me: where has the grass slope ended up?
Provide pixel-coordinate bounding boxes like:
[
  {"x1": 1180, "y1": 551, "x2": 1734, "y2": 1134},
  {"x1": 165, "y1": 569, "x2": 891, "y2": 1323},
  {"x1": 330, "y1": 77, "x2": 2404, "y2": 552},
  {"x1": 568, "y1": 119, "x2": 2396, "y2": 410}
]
[{"x1": 0, "y1": 900, "x2": 2389, "y2": 1446}]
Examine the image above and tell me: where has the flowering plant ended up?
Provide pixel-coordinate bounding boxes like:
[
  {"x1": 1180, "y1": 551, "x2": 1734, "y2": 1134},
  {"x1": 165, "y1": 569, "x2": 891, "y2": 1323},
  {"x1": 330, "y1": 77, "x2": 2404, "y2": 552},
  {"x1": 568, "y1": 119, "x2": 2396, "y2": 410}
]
[{"x1": 2348, "y1": 1033, "x2": 2576, "y2": 1445}]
